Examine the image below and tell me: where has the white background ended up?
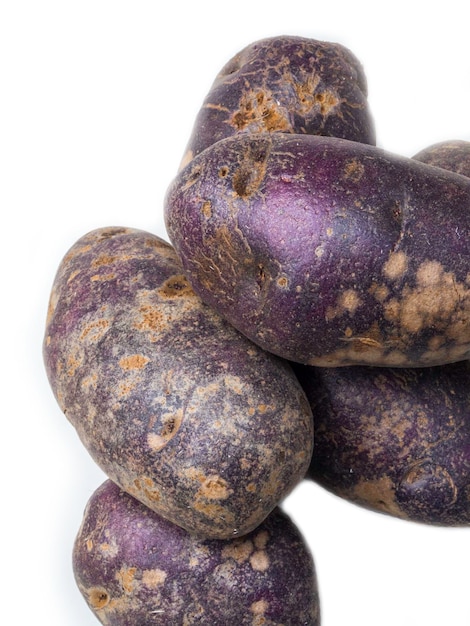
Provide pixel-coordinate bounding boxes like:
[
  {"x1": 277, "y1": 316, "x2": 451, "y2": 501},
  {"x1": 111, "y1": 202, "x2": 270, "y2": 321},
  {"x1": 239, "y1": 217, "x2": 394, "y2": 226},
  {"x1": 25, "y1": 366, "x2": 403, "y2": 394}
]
[{"x1": 2, "y1": 1, "x2": 470, "y2": 624}]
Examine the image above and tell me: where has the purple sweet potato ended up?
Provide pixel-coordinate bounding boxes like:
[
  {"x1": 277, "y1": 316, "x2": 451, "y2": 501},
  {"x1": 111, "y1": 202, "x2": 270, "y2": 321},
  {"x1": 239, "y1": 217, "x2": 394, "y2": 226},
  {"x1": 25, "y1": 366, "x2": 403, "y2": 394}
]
[
  {"x1": 413, "y1": 139, "x2": 470, "y2": 178},
  {"x1": 73, "y1": 480, "x2": 321, "y2": 625},
  {"x1": 43, "y1": 227, "x2": 313, "y2": 539},
  {"x1": 296, "y1": 361, "x2": 470, "y2": 525},
  {"x1": 165, "y1": 132, "x2": 470, "y2": 367},
  {"x1": 180, "y1": 34, "x2": 375, "y2": 168}
]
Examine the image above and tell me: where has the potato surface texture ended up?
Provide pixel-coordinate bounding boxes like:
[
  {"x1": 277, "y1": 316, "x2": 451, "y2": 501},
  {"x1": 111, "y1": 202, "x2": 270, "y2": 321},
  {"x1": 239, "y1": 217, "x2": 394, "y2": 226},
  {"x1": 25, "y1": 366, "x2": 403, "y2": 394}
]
[
  {"x1": 296, "y1": 361, "x2": 470, "y2": 525},
  {"x1": 413, "y1": 139, "x2": 470, "y2": 177},
  {"x1": 165, "y1": 133, "x2": 470, "y2": 367},
  {"x1": 43, "y1": 227, "x2": 313, "y2": 539},
  {"x1": 180, "y1": 34, "x2": 375, "y2": 167},
  {"x1": 73, "y1": 480, "x2": 321, "y2": 625}
]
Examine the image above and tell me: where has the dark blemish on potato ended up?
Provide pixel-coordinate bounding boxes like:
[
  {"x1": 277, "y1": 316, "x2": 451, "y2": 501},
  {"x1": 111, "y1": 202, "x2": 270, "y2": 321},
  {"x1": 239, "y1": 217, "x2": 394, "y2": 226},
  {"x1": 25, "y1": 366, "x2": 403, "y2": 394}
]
[
  {"x1": 88, "y1": 587, "x2": 110, "y2": 609},
  {"x1": 232, "y1": 139, "x2": 271, "y2": 198},
  {"x1": 147, "y1": 409, "x2": 183, "y2": 452},
  {"x1": 230, "y1": 89, "x2": 291, "y2": 133},
  {"x1": 218, "y1": 166, "x2": 229, "y2": 178},
  {"x1": 158, "y1": 274, "x2": 196, "y2": 298},
  {"x1": 314, "y1": 89, "x2": 340, "y2": 115},
  {"x1": 277, "y1": 275, "x2": 289, "y2": 289}
]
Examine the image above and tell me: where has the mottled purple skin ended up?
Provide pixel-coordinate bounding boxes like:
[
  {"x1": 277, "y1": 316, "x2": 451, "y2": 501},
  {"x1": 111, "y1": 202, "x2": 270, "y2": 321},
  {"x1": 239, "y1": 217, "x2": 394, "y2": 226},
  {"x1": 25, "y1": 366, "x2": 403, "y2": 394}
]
[
  {"x1": 295, "y1": 361, "x2": 470, "y2": 525},
  {"x1": 43, "y1": 227, "x2": 313, "y2": 539},
  {"x1": 413, "y1": 140, "x2": 470, "y2": 178},
  {"x1": 180, "y1": 35, "x2": 375, "y2": 168},
  {"x1": 165, "y1": 133, "x2": 470, "y2": 367},
  {"x1": 73, "y1": 480, "x2": 321, "y2": 625}
]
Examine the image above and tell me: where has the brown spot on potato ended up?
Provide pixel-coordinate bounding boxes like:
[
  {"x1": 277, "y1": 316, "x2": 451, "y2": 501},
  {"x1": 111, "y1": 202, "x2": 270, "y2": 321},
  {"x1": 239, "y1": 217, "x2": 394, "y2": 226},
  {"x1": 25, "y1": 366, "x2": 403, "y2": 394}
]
[
  {"x1": 158, "y1": 274, "x2": 196, "y2": 299},
  {"x1": 201, "y1": 200, "x2": 212, "y2": 218},
  {"x1": 232, "y1": 139, "x2": 271, "y2": 198},
  {"x1": 230, "y1": 89, "x2": 291, "y2": 133},
  {"x1": 196, "y1": 475, "x2": 231, "y2": 500},
  {"x1": 117, "y1": 566, "x2": 137, "y2": 593},
  {"x1": 352, "y1": 476, "x2": 405, "y2": 518},
  {"x1": 142, "y1": 568, "x2": 167, "y2": 588},
  {"x1": 119, "y1": 354, "x2": 150, "y2": 370},
  {"x1": 147, "y1": 409, "x2": 183, "y2": 452},
  {"x1": 222, "y1": 538, "x2": 253, "y2": 563},
  {"x1": 383, "y1": 251, "x2": 408, "y2": 281},
  {"x1": 80, "y1": 319, "x2": 110, "y2": 343},
  {"x1": 250, "y1": 550, "x2": 270, "y2": 572},
  {"x1": 340, "y1": 289, "x2": 361, "y2": 314},
  {"x1": 343, "y1": 158, "x2": 365, "y2": 182},
  {"x1": 91, "y1": 254, "x2": 117, "y2": 267},
  {"x1": 88, "y1": 587, "x2": 110, "y2": 609}
]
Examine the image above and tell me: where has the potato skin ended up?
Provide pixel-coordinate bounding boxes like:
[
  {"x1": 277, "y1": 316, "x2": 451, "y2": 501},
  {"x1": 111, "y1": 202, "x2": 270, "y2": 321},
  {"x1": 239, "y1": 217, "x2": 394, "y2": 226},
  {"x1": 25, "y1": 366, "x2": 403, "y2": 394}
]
[
  {"x1": 73, "y1": 480, "x2": 321, "y2": 626},
  {"x1": 180, "y1": 34, "x2": 375, "y2": 168},
  {"x1": 43, "y1": 227, "x2": 313, "y2": 539},
  {"x1": 296, "y1": 361, "x2": 470, "y2": 525},
  {"x1": 165, "y1": 132, "x2": 470, "y2": 367},
  {"x1": 413, "y1": 139, "x2": 470, "y2": 177}
]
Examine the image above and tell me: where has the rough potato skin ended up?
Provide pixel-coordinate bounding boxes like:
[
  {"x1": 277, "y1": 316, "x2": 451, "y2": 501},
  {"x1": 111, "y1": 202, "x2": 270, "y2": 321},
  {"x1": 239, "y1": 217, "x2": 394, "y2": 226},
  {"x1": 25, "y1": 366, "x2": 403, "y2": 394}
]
[
  {"x1": 73, "y1": 480, "x2": 321, "y2": 625},
  {"x1": 165, "y1": 133, "x2": 470, "y2": 367},
  {"x1": 180, "y1": 34, "x2": 375, "y2": 168},
  {"x1": 295, "y1": 361, "x2": 470, "y2": 525},
  {"x1": 413, "y1": 139, "x2": 470, "y2": 177},
  {"x1": 43, "y1": 227, "x2": 313, "y2": 539}
]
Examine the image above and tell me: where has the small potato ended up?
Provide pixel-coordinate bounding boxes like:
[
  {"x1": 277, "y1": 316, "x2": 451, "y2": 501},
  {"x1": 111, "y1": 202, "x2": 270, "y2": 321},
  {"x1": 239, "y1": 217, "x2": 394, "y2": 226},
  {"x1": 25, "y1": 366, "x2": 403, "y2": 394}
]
[
  {"x1": 165, "y1": 133, "x2": 470, "y2": 367},
  {"x1": 180, "y1": 34, "x2": 375, "y2": 168},
  {"x1": 73, "y1": 480, "x2": 321, "y2": 625},
  {"x1": 296, "y1": 361, "x2": 470, "y2": 525},
  {"x1": 43, "y1": 227, "x2": 313, "y2": 539},
  {"x1": 413, "y1": 139, "x2": 470, "y2": 177}
]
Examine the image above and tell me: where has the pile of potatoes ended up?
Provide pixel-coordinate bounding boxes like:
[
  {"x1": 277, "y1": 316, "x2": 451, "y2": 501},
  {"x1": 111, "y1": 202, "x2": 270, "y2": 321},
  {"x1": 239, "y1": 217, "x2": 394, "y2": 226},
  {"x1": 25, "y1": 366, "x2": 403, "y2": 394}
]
[{"x1": 43, "y1": 35, "x2": 470, "y2": 624}]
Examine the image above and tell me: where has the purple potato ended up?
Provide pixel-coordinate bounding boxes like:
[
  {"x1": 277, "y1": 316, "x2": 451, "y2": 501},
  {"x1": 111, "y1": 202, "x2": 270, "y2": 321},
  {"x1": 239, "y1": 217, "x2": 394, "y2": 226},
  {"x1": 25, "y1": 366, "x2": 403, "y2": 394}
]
[
  {"x1": 296, "y1": 361, "x2": 470, "y2": 525},
  {"x1": 180, "y1": 35, "x2": 375, "y2": 169},
  {"x1": 413, "y1": 139, "x2": 470, "y2": 178},
  {"x1": 73, "y1": 480, "x2": 321, "y2": 625},
  {"x1": 43, "y1": 227, "x2": 313, "y2": 539},
  {"x1": 165, "y1": 132, "x2": 470, "y2": 367}
]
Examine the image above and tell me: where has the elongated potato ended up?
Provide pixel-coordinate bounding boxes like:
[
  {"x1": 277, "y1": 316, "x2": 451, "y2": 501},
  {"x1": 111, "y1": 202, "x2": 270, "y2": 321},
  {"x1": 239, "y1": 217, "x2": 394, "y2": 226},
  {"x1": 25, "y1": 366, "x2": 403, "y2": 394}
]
[
  {"x1": 296, "y1": 361, "x2": 470, "y2": 525},
  {"x1": 165, "y1": 133, "x2": 470, "y2": 367},
  {"x1": 73, "y1": 480, "x2": 321, "y2": 625},
  {"x1": 43, "y1": 227, "x2": 313, "y2": 539},
  {"x1": 413, "y1": 139, "x2": 470, "y2": 177},
  {"x1": 180, "y1": 34, "x2": 375, "y2": 168}
]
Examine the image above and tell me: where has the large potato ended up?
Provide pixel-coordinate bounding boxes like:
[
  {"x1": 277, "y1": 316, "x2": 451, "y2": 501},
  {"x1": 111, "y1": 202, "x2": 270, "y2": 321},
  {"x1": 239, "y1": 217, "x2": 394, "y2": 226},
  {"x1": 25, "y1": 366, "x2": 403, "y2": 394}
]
[
  {"x1": 43, "y1": 227, "x2": 313, "y2": 539},
  {"x1": 165, "y1": 132, "x2": 470, "y2": 367},
  {"x1": 180, "y1": 34, "x2": 375, "y2": 168},
  {"x1": 296, "y1": 361, "x2": 470, "y2": 525},
  {"x1": 73, "y1": 480, "x2": 321, "y2": 625}
]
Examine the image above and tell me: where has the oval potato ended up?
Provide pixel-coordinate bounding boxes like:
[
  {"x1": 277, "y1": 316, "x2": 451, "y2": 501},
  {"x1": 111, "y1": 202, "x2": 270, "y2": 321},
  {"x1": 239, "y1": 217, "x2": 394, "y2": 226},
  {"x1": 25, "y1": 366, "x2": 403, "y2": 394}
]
[
  {"x1": 165, "y1": 133, "x2": 470, "y2": 367},
  {"x1": 43, "y1": 227, "x2": 313, "y2": 539}
]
